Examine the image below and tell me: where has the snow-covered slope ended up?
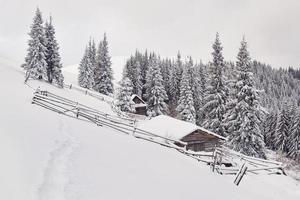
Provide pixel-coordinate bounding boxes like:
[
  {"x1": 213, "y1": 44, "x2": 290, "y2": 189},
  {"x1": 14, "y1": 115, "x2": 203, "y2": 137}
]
[{"x1": 0, "y1": 64, "x2": 299, "y2": 200}]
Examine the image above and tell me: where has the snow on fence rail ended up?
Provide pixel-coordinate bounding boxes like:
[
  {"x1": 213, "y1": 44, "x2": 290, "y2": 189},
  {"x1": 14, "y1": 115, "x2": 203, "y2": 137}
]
[
  {"x1": 63, "y1": 83, "x2": 129, "y2": 119},
  {"x1": 212, "y1": 146, "x2": 285, "y2": 176}
]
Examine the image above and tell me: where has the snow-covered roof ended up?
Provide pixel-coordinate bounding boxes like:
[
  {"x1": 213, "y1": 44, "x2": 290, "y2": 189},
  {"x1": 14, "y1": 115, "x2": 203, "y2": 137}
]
[
  {"x1": 131, "y1": 94, "x2": 146, "y2": 104},
  {"x1": 137, "y1": 115, "x2": 226, "y2": 141}
]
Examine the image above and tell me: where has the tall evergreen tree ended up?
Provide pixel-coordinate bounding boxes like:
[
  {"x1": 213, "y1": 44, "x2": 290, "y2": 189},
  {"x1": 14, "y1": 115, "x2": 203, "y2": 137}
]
[
  {"x1": 287, "y1": 113, "x2": 300, "y2": 161},
  {"x1": 44, "y1": 16, "x2": 64, "y2": 87},
  {"x1": 226, "y1": 37, "x2": 266, "y2": 158},
  {"x1": 94, "y1": 33, "x2": 114, "y2": 95},
  {"x1": 140, "y1": 50, "x2": 149, "y2": 100},
  {"x1": 202, "y1": 33, "x2": 228, "y2": 136},
  {"x1": 160, "y1": 58, "x2": 171, "y2": 100},
  {"x1": 263, "y1": 112, "x2": 278, "y2": 150},
  {"x1": 116, "y1": 77, "x2": 135, "y2": 113},
  {"x1": 124, "y1": 51, "x2": 143, "y2": 96},
  {"x1": 195, "y1": 62, "x2": 207, "y2": 125},
  {"x1": 24, "y1": 8, "x2": 47, "y2": 82},
  {"x1": 169, "y1": 52, "x2": 183, "y2": 105},
  {"x1": 275, "y1": 102, "x2": 292, "y2": 152},
  {"x1": 78, "y1": 40, "x2": 94, "y2": 89},
  {"x1": 176, "y1": 67, "x2": 196, "y2": 123},
  {"x1": 186, "y1": 57, "x2": 203, "y2": 124},
  {"x1": 78, "y1": 46, "x2": 88, "y2": 87},
  {"x1": 145, "y1": 55, "x2": 168, "y2": 117}
]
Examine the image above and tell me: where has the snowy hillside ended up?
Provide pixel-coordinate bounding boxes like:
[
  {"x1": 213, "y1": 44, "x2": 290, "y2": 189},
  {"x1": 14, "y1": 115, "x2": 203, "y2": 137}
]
[{"x1": 1, "y1": 63, "x2": 300, "y2": 200}]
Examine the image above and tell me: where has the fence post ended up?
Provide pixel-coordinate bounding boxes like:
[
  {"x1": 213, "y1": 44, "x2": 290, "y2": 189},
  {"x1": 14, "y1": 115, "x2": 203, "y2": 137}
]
[
  {"x1": 212, "y1": 148, "x2": 218, "y2": 172},
  {"x1": 76, "y1": 102, "x2": 79, "y2": 118},
  {"x1": 95, "y1": 115, "x2": 100, "y2": 126},
  {"x1": 234, "y1": 163, "x2": 248, "y2": 186}
]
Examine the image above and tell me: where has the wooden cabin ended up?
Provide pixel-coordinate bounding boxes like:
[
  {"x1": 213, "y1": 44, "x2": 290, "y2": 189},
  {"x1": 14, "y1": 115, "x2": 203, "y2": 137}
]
[
  {"x1": 181, "y1": 129, "x2": 224, "y2": 152},
  {"x1": 131, "y1": 95, "x2": 147, "y2": 115},
  {"x1": 138, "y1": 115, "x2": 226, "y2": 152}
]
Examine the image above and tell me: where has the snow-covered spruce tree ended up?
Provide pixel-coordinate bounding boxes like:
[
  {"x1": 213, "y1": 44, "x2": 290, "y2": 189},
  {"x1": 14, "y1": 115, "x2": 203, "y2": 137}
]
[
  {"x1": 226, "y1": 38, "x2": 266, "y2": 158},
  {"x1": 275, "y1": 102, "x2": 294, "y2": 153},
  {"x1": 116, "y1": 77, "x2": 135, "y2": 113},
  {"x1": 287, "y1": 112, "x2": 300, "y2": 161},
  {"x1": 78, "y1": 46, "x2": 88, "y2": 87},
  {"x1": 201, "y1": 33, "x2": 228, "y2": 136},
  {"x1": 140, "y1": 50, "x2": 149, "y2": 100},
  {"x1": 44, "y1": 16, "x2": 64, "y2": 87},
  {"x1": 168, "y1": 62, "x2": 178, "y2": 105},
  {"x1": 185, "y1": 56, "x2": 203, "y2": 125},
  {"x1": 90, "y1": 39, "x2": 97, "y2": 78},
  {"x1": 94, "y1": 33, "x2": 114, "y2": 95},
  {"x1": 78, "y1": 40, "x2": 95, "y2": 89},
  {"x1": 160, "y1": 58, "x2": 171, "y2": 100},
  {"x1": 133, "y1": 51, "x2": 143, "y2": 96},
  {"x1": 145, "y1": 55, "x2": 168, "y2": 117},
  {"x1": 176, "y1": 67, "x2": 196, "y2": 123},
  {"x1": 24, "y1": 8, "x2": 47, "y2": 82},
  {"x1": 263, "y1": 112, "x2": 278, "y2": 150},
  {"x1": 195, "y1": 62, "x2": 207, "y2": 125},
  {"x1": 123, "y1": 51, "x2": 143, "y2": 96},
  {"x1": 169, "y1": 52, "x2": 183, "y2": 105}
]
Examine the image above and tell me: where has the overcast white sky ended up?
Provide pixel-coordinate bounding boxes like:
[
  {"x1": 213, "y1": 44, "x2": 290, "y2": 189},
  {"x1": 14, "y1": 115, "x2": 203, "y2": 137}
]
[{"x1": 0, "y1": 0, "x2": 300, "y2": 68}]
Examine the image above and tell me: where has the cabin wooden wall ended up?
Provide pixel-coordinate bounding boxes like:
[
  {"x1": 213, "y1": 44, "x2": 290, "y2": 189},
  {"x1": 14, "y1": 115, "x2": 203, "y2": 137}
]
[
  {"x1": 135, "y1": 106, "x2": 147, "y2": 115},
  {"x1": 181, "y1": 130, "x2": 222, "y2": 152}
]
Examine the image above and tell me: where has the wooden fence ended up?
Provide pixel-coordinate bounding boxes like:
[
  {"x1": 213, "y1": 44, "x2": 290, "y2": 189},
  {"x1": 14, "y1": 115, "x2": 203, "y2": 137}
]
[
  {"x1": 212, "y1": 146, "x2": 285, "y2": 176},
  {"x1": 31, "y1": 90, "x2": 212, "y2": 158},
  {"x1": 31, "y1": 88, "x2": 285, "y2": 184},
  {"x1": 63, "y1": 83, "x2": 129, "y2": 119}
]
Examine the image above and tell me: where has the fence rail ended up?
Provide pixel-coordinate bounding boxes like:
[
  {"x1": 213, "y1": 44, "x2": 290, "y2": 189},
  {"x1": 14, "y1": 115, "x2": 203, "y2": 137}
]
[
  {"x1": 212, "y1": 146, "x2": 285, "y2": 176},
  {"x1": 63, "y1": 83, "x2": 130, "y2": 119}
]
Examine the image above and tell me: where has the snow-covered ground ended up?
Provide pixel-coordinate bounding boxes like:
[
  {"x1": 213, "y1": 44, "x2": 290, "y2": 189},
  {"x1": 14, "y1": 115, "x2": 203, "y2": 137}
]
[{"x1": 0, "y1": 63, "x2": 300, "y2": 200}]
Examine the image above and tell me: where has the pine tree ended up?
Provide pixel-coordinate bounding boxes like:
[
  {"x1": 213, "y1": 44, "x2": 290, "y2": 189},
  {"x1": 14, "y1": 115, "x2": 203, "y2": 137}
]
[
  {"x1": 160, "y1": 58, "x2": 171, "y2": 101},
  {"x1": 263, "y1": 112, "x2": 278, "y2": 150},
  {"x1": 195, "y1": 62, "x2": 207, "y2": 125},
  {"x1": 202, "y1": 33, "x2": 228, "y2": 136},
  {"x1": 145, "y1": 55, "x2": 168, "y2": 117},
  {"x1": 78, "y1": 46, "x2": 88, "y2": 87},
  {"x1": 185, "y1": 57, "x2": 203, "y2": 124},
  {"x1": 140, "y1": 50, "x2": 149, "y2": 100},
  {"x1": 169, "y1": 52, "x2": 183, "y2": 105},
  {"x1": 94, "y1": 33, "x2": 114, "y2": 95},
  {"x1": 226, "y1": 37, "x2": 266, "y2": 158},
  {"x1": 168, "y1": 61, "x2": 178, "y2": 105},
  {"x1": 275, "y1": 103, "x2": 292, "y2": 152},
  {"x1": 44, "y1": 16, "x2": 64, "y2": 87},
  {"x1": 90, "y1": 39, "x2": 97, "y2": 84},
  {"x1": 287, "y1": 113, "x2": 300, "y2": 161},
  {"x1": 24, "y1": 8, "x2": 47, "y2": 82},
  {"x1": 116, "y1": 77, "x2": 135, "y2": 113},
  {"x1": 176, "y1": 68, "x2": 196, "y2": 123},
  {"x1": 78, "y1": 40, "x2": 94, "y2": 89}
]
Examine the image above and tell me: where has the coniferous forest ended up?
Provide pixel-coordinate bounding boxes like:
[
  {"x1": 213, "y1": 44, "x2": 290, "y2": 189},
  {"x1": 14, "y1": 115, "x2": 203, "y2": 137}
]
[
  {"x1": 22, "y1": 8, "x2": 300, "y2": 162},
  {"x1": 118, "y1": 35, "x2": 300, "y2": 161}
]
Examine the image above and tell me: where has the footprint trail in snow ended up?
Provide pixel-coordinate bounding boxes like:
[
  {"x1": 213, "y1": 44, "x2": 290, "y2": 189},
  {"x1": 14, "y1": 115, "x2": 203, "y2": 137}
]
[{"x1": 37, "y1": 118, "x2": 78, "y2": 200}]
